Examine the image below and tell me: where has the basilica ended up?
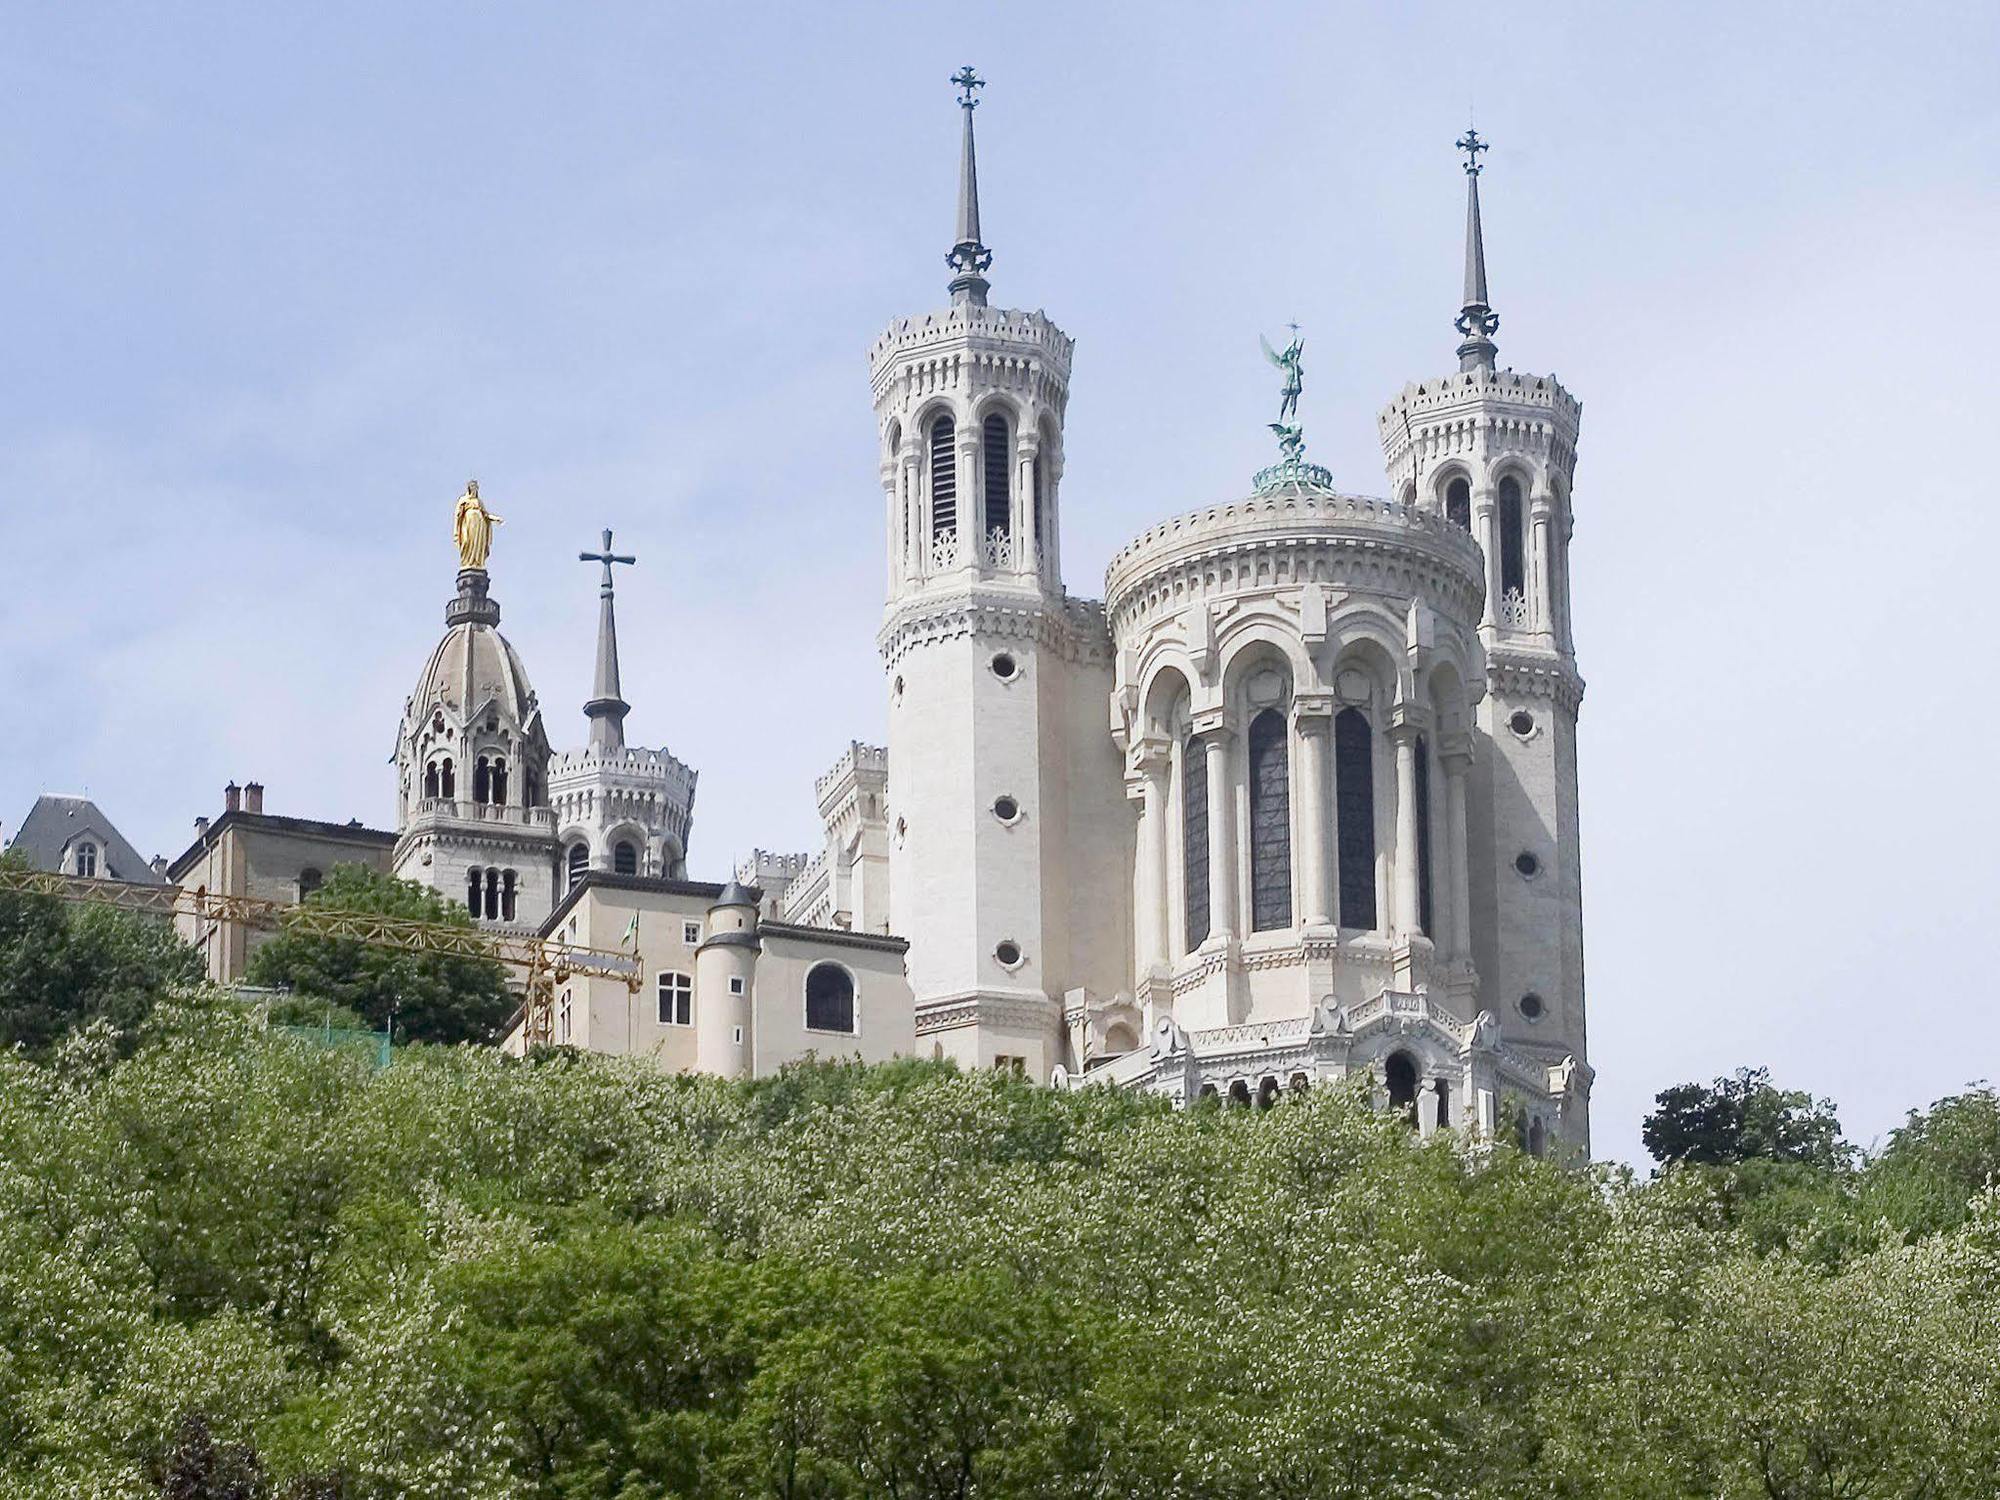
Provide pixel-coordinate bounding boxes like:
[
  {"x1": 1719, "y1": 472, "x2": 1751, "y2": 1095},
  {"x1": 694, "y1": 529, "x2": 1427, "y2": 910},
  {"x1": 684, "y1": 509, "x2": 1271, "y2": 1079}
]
[{"x1": 161, "y1": 75, "x2": 1594, "y2": 1152}]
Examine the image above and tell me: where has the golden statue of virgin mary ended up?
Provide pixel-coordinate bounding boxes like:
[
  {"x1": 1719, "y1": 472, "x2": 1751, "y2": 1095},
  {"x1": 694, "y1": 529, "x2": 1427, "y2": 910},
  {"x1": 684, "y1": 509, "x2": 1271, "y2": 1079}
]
[{"x1": 453, "y1": 480, "x2": 503, "y2": 569}]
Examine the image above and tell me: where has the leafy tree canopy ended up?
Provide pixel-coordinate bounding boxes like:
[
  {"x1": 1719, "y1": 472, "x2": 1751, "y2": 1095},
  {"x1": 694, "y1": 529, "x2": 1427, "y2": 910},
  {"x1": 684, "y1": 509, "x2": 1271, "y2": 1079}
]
[
  {"x1": 244, "y1": 865, "x2": 511, "y2": 1045},
  {"x1": 0, "y1": 848, "x2": 204, "y2": 1056},
  {"x1": 1643, "y1": 1065, "x2": 1852, "y2": 1171}
]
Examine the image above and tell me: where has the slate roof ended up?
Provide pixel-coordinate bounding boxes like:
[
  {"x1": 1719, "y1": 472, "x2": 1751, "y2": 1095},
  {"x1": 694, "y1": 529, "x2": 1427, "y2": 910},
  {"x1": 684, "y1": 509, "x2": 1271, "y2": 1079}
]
[{"x1": 5, "y1": 794, "x2": 166, "y2": 885}]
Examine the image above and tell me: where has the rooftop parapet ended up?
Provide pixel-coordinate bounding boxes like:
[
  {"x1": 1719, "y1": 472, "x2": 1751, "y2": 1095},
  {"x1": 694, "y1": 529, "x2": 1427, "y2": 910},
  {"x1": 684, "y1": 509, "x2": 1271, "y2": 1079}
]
[{"x1": 868, "y1": 304, "x2": 1074, "y2": 393}]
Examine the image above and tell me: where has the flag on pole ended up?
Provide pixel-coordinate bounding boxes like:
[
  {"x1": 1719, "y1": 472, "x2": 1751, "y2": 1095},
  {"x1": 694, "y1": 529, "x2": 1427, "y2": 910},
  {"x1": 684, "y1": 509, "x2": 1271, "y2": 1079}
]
[{"x1": 621, "y1": 913, "x2": 640, "y2": 950}]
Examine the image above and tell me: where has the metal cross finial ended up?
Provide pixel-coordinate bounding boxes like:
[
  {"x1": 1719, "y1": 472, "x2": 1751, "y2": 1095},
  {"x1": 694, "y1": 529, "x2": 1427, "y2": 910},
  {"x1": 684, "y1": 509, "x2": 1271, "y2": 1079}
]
[
  {"x1": 951, "y1": 65, "x2": 983, "y2": 109},
  {"x1": 1456, "y1": 126, "x2": 1488, "y2": 176},
  {"x1": 579, "y1": 528, "x2": 636, "y2": 592}
]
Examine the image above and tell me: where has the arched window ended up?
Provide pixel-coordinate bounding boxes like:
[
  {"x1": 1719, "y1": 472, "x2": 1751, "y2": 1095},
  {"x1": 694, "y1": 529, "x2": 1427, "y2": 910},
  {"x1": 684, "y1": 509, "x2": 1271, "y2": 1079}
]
[
  {"x1": 805, "y1": 962, "x2": 856, "y2": 1034},
  {"x1": 1415, "y1": 733, "x2": 1434, "y2": 937},
  {"x1": 1247, "y1": 708, "x2": 1292, "y2": 931},
  {"x1": 1182, "y1": 733, "x2": 1210, "y2": 951},
  {"x1": 1446, "y1": 476, "x2": 1471, "y2": 530},
  {"x1": 524, "y1": 769, "x2": 538, "y2": 808},
  {"x1": 928, "y1": 414, "x2": 956, "y2": 541},
  {"x1": 466, "y1": 867, "x2": 482, "y2": 916},
  {"x1": 491, "y1": 759, "x2": 508, "y2": 806},
  {"x1": 566, "y1": 843, "x2": 588, "y2": 891},
  {"x1": 424, "y1": 761, "x2": 440, "y2": 799},
  {"x1": 613, "y1": 840, "x2": 638, "y2": 876},
  {"x1": 981, "y1": 413, "x2": 1011, "y2": 541},
  {"x1": 473, "y1": 758, "x2": 490, "y2": 804},
  {"x1": 1528, "y1": 1117, "x2": 1547, "y2": 1159},
  {"x1": 440, "y1": 759, "x2": 456, "y2": 799},
  {"x1": 1385, "y1": 1051, "x2": 1418, "y2": 1124},
  {"x1": 1433, "y1": 1079, "x2": 1452, "y2": 1130},
  {"x1": 74, "y1": 842, "x2": 98, "y2": 878},
  {"x1": 484, "y1": 868, "x2": 500, "y2": 921},
  {"x1": 298, "y1": 868, "x2": 323, "y2": 900},
  {"x1": 1335, "y1": 708, "x2": 1377, "y2": 930},
  {"x1": 501, "y1": 869, "x2": 517, "y2": 922},
  {"x1": 1498, "y1": 475, "x2": 1525, "y2": 599}
]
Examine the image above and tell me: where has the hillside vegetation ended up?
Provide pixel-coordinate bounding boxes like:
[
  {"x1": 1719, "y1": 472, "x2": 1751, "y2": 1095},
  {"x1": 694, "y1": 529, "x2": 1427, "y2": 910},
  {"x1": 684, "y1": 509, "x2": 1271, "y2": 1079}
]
[{"x1": 2, "y1": 995, "x2": 1997, "y2": 1498}]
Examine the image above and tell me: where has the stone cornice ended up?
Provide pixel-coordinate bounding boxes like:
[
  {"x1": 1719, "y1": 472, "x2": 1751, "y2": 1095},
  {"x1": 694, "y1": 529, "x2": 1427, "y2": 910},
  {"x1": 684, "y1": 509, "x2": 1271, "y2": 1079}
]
[
  {"x1": 1486, "y1": 651, "x2": 1586, "y2": 714},
  {"x1": 869, "y1": 304, "x2": 1074, "y2": 392},
  {"x1": 878, "y1": 590, "x2": 1113, "y2": 671},
  {"x1": 915, "y1": 991, "x2": 1060, "y2": 1036}
]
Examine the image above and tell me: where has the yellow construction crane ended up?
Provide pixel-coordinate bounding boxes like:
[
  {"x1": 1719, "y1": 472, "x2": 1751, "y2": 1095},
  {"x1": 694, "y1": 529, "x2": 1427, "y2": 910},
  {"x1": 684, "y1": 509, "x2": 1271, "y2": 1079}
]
[{"x1": 0, "y1": 866, "x2": 642, "y2": 1049}]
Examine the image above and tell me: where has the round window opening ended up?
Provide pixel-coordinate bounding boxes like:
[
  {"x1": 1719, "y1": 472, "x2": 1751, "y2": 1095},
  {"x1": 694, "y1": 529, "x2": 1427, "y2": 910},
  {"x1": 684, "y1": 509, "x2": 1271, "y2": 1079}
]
[
  {"x1": 1519, "y1": 992, "x2": 1546, "y2": 1021},
  {"x1": 992, "y1": 795, "x2": 1020, "y2": 823},
  {"x1": 1515, "y1": 850, "x2": 1541, "y2": 878},
  {"x1": 994, "y1": 940, "x2": 1023, "y2": 968},
  {"x1": 990, "y1": 652, "x2": 1018, "y2": 681},
  {"x1": 1508, "y1": 709, "x2": 1535, "y2": 737}
]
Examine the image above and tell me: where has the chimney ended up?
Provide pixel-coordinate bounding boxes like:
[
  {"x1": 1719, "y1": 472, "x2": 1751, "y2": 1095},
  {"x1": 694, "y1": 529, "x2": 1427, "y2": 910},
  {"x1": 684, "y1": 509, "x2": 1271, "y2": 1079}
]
[
  {"x1": 223, "y1": 782, "x2": 240, "y2": 814},
  {"x1": 245, "y1": 782, "x2": 264, "y2": 814},
  {"x1": 194, "y1": 816, "x2": 210, "y2": 839}
]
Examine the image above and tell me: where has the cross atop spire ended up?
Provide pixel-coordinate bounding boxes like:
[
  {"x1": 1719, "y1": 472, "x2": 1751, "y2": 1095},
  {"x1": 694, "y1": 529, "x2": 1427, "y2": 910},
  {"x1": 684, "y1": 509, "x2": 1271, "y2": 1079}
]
[
  {"x1": 946, "y1": 65, "x2": 993, "y2": 307},
  {"x1": 579, "y1": 528, "x2": 636, "y2": 754},
  {"x1": 1453, "y1": 126, "x2": 1500, "y2": 372}
]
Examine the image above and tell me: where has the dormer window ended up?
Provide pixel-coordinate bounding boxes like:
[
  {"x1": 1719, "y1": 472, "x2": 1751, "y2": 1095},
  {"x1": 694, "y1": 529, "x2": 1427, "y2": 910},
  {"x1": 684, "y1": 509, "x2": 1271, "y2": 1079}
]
[{"x1": 74, "y1": 841, "x2": 98, "y2": 878}]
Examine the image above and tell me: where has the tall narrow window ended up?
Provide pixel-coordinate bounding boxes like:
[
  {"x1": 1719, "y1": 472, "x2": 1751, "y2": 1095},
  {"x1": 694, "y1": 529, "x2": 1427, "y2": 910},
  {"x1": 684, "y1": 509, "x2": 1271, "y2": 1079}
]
[
  {"x1": 484, "y1": 868, "x2": 499, "y2": 921},
  {"x1": 1415, "y1": 732, "x2": 1434, "y2": 937},
  {"x1": 467, "y1": 867, "x2": 482, "y2": 916},
  {"x1": 473, "y1": 758, "x2": 490, "y2": 804},
  {"x1": 1247, "y1": 709, "x2": 1292, "y2": 931},
  {"x1": 440, "y1": 759, "x2": 455, "y2": 799},
  {"x1": 424, "y1": 761, "x2": 440, "y2": 799},
  {"x1": 1499, "y1": 476, "x2": 1525, "y2": 599},
  {"x1": 982, "y1": 413, "x2": 1011, "y2": 541},
  {"x1": 567, "y1": 843, "x2": 588, "y2": 891},
  {"x1": 501, "y1": 869, "x2": 517, "y2": 922},
  {"x1": 75, "y1": 842, "x2": 97, "y2": 878},
  {"x1": 929, "y1": 415, "x2": 956, "y2": 541},
  {"x1": 1446, "y1": 476, "x2": 1471, "y2": 530},
  {"x1": 1385, "y1": 1051, "x2": 1418, "y2": 1125},
  {"x1": 492, "y1": 759, "x2": 508, "y2": 805},
  {"x1": 1335, "y1": 708, "x2": 1377, "y2": 930},
  {"x1": 1182, "y1": 735, "x2": 1210, "y2": 951},
  {"x1": 298, "y1": 868, "x2": 323, "y2": 900},
  {"x1": 613, "y1": 840, "x2": 638, "y2": 876}
]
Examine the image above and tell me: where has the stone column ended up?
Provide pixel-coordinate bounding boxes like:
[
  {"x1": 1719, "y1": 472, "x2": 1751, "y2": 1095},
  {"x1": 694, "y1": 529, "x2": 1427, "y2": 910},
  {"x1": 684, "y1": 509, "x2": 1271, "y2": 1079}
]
[
  {"x1": 1441, "y1": 740, "x2": 1474, "y2": 961},
  {"x1": 1291, "y1": 700, "x2": 1333, "y2": 926},
  {"x1": 1556, "y1": 514, "x2": 1576, "y2": 655},
  {"x1": 1474, "y1": 484, "x2": 1499, "y2": 630},
  {"x1": 1530, "y1": 488, "x2": 1554, "y2": 639},
  {"x1": 1196, "y1": 719, "x2": 1237, "y2": 943},
  {"x1": 901, "y1": 452, "x2": 922, "y2": 581},
  {"x1": 1130, "y1": 740, "x2": 1171, "y2": 976},
  {"x1": 1388, "y1": 716, "x2": 1426, "y2": 940},
  {"x1": 882, "y1": 458, "x2": 901, "y2": 590},
  {"x1": 957, "y1": 431, "x2": 981, "y2": 568},
  {"x1": 1015, "y1": 434, "x2": 1040, "y2": 580}
]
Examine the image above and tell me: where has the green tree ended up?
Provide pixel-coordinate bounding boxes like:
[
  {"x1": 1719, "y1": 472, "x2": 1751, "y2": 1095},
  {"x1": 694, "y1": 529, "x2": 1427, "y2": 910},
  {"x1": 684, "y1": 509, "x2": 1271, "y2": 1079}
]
[
  {"x1": 1643, "y1": 1065, "x2": 1851, "y2": 1170},
  {"x1": 244, "y1": 865, "x2": 511, "y2": 1045},
  {"x1": 1864, "y1": 1085, "x2": 2000, "y2": 1235},
  {"x1": 0, "y1": 848, "x2": 204, "y2": 1056}
]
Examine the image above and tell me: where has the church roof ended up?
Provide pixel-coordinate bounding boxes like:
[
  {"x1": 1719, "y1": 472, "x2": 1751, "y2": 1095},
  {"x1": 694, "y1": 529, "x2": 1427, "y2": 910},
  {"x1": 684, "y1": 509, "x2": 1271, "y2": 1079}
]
[
  {"x1": 403, "y1": 570, "x2": 544, "y2": 739},
  {"x1": 6, "y1": 794, "x2": 164, "y2": 884}
]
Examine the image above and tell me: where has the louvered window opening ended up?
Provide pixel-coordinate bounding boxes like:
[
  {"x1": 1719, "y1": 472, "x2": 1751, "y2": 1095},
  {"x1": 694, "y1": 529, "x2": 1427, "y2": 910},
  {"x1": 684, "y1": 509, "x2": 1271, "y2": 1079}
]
[
  {"x1": 1335, "y1": 708, "x2": 1377, "y2": 930},
  {"x1": 929, "y1": 416, "x2": 956, "y2": 539},
  {"x1": 982, "y1": 415, "x2": 1011, "y2": 539},
  {"x1": 1446, "y1": 477, "x2": 1471, "y2": 530},
  {"x1": 1247, "y1": 709, "x2": 1292, "y2": 932},
  {"x1": 1498, "y1": 476, "x2": 1525, "y2": 598},
  {"x1": 1182, "y1": 736, "x2": 1210, "y2": 951}
]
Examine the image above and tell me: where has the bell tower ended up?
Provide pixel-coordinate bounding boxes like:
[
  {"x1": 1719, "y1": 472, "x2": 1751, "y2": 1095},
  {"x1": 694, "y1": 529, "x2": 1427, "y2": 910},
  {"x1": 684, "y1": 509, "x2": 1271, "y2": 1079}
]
[
  {"x1": 873, "y1": 69, "x2": 1127, "y2": 1077},
  {"x1": 1376, "y1": 130, "x2": 1591, "y2": 1146}
]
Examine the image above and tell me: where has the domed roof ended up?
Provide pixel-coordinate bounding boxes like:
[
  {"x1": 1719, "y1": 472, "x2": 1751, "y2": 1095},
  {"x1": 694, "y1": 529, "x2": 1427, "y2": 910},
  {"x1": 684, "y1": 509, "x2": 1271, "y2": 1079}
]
[{"x1": 402, "y1": 570, "x2": 543, "y2": 736}]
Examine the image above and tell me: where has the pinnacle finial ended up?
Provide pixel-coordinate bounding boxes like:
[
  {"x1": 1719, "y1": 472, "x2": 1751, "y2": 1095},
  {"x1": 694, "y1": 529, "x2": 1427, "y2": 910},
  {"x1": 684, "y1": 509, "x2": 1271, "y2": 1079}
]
[
  {"x1": 946, "y1": 65, "x2": 992, "y2": 307},
  {"x1": 1453, "y1": 126, "x2": 1499, "y2": 372},
  {"x1": 579, "y1": 528, "x2": 636, "y2": 754}
]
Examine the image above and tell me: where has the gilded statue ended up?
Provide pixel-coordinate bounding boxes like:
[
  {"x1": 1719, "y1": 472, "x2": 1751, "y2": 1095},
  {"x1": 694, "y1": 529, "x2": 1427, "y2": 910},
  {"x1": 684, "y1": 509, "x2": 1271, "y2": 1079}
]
[{"x1": 453, "y1": 480, "x2": 503, "y2": 570}]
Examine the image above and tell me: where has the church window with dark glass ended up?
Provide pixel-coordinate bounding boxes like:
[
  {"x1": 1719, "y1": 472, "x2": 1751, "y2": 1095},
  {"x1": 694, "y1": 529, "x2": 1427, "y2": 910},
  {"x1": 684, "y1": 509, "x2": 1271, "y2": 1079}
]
[
  {"x1": 982, "y1": 413, "x2": 1011, "y2": 540},
  {"x1": 1247, "y1": 709, "x2": 1292, "y2": 931},
  {"x1": 473, "y1": 758, "x2": 490, "y2": 804},
  {"x1": 501, "y1": 869, "x2": 517, "y2": 922},
  {"x1": 1415, "y1": 733, "x2": 1434, "y2": 937},
  {"x1": 1335, "y1": 708, "x2": 1377, "y2": 930},
  {"x1": 613, "y1": 840, "x2": 638, "y2": 877},
  {"x1": 805, "y1": 962, "x2": 856, "y2": 1034},
  {"x1": 466, "y1": 867, "x2": 482, "y2": 917},
  {"x1": 424, "y1": 761, "x2": 440, "y2": 799},
  {"x1": 928, "y1": 414, "x2": 956, "y2": 540},
  {"x1": 1498, "y1": 476, "x2": 1525, "y2": 598},
  {"x1": 1182, "y1": 735, "x2": 1210, "y2": 951},
  {"x1": 440, "y1": 759, "x2": 455, "y2": 799},
  {"x1": 1385, "y1": 1050, "x2": 1418, "y2": 1125},
  {"x1": 1446, "y1": 476, "x2": 1471, "y2": 530},
  {"x1": 491, "y1": 759, "x2": 508, "y2": 805}
]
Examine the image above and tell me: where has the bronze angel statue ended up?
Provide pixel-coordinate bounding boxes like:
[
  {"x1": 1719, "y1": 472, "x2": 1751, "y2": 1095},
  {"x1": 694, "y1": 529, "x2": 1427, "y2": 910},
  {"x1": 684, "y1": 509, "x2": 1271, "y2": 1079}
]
[{"x1": 1260, "y1": 328, "x2": 1304, "y2": 427}]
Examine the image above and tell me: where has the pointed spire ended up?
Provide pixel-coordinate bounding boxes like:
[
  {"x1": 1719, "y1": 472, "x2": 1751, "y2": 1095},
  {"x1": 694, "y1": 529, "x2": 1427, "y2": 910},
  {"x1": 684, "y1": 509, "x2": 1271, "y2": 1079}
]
[
  {"x1": 578, "y1": 529, "x2": 636, "y2": 754},
  {"x1": 946, "y1": 66, "x2": 993, "y2": 307},
  {"x1": 1454, "y1": 127, "x2": 1500, "y2": 372}
]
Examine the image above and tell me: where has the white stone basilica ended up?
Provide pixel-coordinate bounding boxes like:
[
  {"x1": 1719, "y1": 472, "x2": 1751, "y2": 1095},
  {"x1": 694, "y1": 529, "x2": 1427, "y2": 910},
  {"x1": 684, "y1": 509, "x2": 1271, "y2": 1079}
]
[{"x1": 387, "y1": 77, "x2": 1593, "y2": 1152}]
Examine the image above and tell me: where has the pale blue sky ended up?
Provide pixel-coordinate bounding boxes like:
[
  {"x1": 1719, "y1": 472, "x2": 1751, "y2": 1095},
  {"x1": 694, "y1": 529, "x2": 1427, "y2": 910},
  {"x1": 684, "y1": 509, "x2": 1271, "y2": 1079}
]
[{"x1": 3, "y1": 3, "x2": 1995, "y2": 1165}]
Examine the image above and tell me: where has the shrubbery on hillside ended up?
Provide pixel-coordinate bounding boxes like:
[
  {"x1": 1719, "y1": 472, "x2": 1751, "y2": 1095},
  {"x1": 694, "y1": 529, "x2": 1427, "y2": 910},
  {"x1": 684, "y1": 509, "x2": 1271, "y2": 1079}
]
[{"x1": 1, "y1": 996, "x2": 1997, "y2": 1498}]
